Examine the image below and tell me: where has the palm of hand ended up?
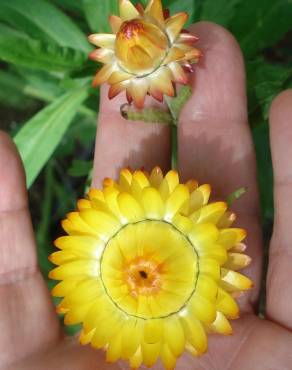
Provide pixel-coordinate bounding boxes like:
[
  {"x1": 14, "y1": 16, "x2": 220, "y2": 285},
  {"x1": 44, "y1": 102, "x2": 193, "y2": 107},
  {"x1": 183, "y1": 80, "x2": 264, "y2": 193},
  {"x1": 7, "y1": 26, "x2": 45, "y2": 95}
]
[{"x1": 1, "y1": 22, "x2": 292, "y2": 370}]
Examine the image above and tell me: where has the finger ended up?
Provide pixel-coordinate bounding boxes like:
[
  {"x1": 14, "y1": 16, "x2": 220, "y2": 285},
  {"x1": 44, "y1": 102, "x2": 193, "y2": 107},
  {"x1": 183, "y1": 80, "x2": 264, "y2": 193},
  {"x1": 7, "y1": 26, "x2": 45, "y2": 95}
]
[
  {"x1": 181, "y1": 314, "x2": 292, "y2": 370},
  {"x1": 178, "y1": 22, "x2": 262, "y2": 308},
  {"x1": 179, "y1": 21, "x2": 258, "y2": 216},
  {"x1": 92, "y1": 86, "x2": 170, "y2": 187},
  {"x1": 13, "y1": 338, "x2": 122, "y2": 370},
  {"x1": 0, "y1": 132, "x2": 60, "y2": 365},
  {"x1": 266, "y1": 89, "x2": 292, "y2": 329}
]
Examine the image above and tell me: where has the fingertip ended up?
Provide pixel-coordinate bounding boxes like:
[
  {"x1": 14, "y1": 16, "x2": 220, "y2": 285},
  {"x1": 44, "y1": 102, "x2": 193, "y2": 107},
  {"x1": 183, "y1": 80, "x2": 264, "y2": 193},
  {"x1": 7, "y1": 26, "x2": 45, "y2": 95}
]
[
  {"x1": 0, "y1": 131, "x2": 27, "y2": 211},
  {"x1": 181, "y1": 21, "x2": 246, "y2": 124},
  {"x1": 269, "y1": 89, "x2": 292, "y2": 127},
  {"x1": 93, "y1": 83, "x2": 170, "y2": 187},
  {"x1": 179, "y1": 21, "x2": 251, "y2": 186},
  {"x1": 269, "y1": 89, "x2": 292, "y2": 183},
  {"x1": 189, "y1": 21, "x2": 241, "y2": 51},
  {"x1": 188, "y1": 21, "x2": 244, "y2": 68}
]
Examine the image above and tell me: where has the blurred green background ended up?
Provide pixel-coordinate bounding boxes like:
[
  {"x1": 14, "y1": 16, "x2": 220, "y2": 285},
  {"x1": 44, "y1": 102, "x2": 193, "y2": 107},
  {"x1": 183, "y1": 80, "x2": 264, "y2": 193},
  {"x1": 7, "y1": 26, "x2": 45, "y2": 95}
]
[{"x1": 0, "y1": 0, "x2": 291, "y2": 325}]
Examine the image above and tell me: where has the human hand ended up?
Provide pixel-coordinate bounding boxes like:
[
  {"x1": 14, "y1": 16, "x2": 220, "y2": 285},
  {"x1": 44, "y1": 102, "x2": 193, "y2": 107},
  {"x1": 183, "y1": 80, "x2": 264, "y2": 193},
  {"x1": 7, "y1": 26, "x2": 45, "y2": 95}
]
[{"x1": 1, "y1": 22, "x2": 292, "y2": 370}]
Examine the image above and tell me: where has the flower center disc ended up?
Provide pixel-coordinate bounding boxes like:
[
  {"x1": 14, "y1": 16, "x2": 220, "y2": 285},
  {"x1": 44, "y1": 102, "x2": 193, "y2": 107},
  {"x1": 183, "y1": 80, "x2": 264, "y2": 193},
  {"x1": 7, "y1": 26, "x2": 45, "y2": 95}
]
[{"x1": 100, "y1": 221, "x2": 199, "y2": 319}]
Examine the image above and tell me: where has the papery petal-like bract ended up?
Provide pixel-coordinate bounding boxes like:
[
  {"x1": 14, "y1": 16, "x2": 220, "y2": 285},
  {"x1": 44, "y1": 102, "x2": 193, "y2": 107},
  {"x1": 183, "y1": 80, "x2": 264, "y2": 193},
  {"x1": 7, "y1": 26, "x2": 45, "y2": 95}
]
[{"x1": 50, "y1": 167, "x2": 252, "y2": 370}]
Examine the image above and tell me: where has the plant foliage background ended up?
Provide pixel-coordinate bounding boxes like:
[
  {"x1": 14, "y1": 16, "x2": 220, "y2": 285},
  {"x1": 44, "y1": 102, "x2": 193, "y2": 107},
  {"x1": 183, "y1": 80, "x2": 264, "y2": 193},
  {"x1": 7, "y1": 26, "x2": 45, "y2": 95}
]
[{"x1": 0, "y1": 0, "x2": 291, "y2": 325}]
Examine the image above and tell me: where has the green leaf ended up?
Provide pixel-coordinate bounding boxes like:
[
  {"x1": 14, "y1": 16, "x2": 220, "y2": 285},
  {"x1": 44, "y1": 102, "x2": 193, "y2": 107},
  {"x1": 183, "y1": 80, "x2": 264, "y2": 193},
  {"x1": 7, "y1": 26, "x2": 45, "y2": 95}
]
[
  {"x1": 51, "y1": 0, "x2": 84, "y2": 14},
  {"x1": 14, "y1": 88, "x2": 89, "y2": 188},
  {"x1": 12, "y1": 67, "x2": 96, "y2": 118},
  {"x1": 0, "y1": 22, "x2": 29, "y2": 38},
  {"x1": 230, "y1": 0, "x2": 292, "y2": 58},
  {"x1": 82, "y1": 0, "x2": 119, "y2": 32},
  {"x1": 164, "y1": 0, "x2": 197, "y2": 24},
  {"x1": 247, "y1": 59, "x2": 292, "y2": 120},
  {"x1": 68, "y1": 159, "x2": 93, "y2": 177},
  {"x1": 0, "y1": 0, "x2": 91, "y2": 52},
  {"x1": 0, "y1": 34, "x2": 87, "y2": 72},
  {"x1": 199, "y1": 0, "x2": 241, "y2": 26},
  {"x1": 15, "y1": 67, "x2": 67, "y2": 101},
  {"x1": 0, "y1": 70, "x2": 36, "y2": 109}
]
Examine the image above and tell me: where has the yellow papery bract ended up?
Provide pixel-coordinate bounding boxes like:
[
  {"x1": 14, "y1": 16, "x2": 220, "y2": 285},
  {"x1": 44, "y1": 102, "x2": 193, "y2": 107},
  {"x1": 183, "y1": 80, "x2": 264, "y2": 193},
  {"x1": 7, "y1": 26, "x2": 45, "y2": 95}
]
[
  {"x1": 164, "y1": 316, "x2": 185, "y2": 357},
  {"x1": 161, "y1": 344, "x2": 177, "y2": 370},
  {"x1": 224, "y1": 252, "x2": 252, "y2": 271},
  {"x1": 141, "y1": 187, "x2": 164, "y2": 219},
  {"x1": 122, "y1": 319, "x2": 143, "y2": 358},
  {"x1": 208, "y1": 311, "x2": 233, "y2": 335},
  {"x1": 195, "y1": 274, "x2": 218, "y2": 303},
  {"x1": 216, "y1": 288, "x2": 240, "y2": 319},
  {"x1": 142, "y1": 341, "x2": 161, "y2": 367},
  {"x1": 165, "y1": 184, "x2": 189, "y2": 220},
  {"x1": 88, "y1": 0, "x2": 201, "y2": 108},
  {"x1": 130, "y1": 347, "x2": 143, "y2": 369},
  {"x1": 118, "y1": 192, "x2": 145, "y2": 222},
  {"x1": 179, "y1": 315, "x2": 207, "y2": 355},
  {"x1": 149, "y1": 166, "x2": 164, "y2": 187},
  {"x1": 119, "y1": 0, "x2": 140, "y2": 21},
  {"x1": 50, "y1": 167, "x2": 252, "y2": 370},
  {"x1": 79, "y1": 328, "x2": 96, "y2": 345},
  {"x1": 217, "y1": 228, "x2": 247, "y2": 249},
  {"x1": 187, "y1": 293, "x2": 216, "y2": 324},
  {"x1": 106, "y1": 331, "x2": 122, "y2": 362},
  {"x1": 190, "y1": 202, "x2": 227, "y2": 224},
  {"x1": 64, "y1": 302, "x2": 92, "y2": 325},
  {"x1": 220, "y1": 268, "x2": 253, "y2": 292},
  {"x1": 189, "y1": 184, "x2": 211, "y2": 213}
]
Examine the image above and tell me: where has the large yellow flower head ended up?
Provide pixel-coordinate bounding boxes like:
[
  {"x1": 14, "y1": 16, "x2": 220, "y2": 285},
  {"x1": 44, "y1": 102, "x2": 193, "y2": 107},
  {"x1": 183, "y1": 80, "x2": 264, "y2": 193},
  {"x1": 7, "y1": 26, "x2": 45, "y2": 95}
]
[
  {"x1": 49, "y1": 168, "x2": 252, "y2": 370},
  {"x1": 88, "y1": 0, "x2": 201, "y2": 108}
]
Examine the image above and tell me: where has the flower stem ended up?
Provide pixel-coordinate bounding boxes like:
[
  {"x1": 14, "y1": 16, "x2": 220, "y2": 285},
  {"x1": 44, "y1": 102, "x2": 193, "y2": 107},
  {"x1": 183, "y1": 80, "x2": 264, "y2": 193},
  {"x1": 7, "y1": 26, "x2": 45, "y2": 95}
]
[
  {"x1": 165, "y1": 86, "x2": 192, "y2": 171},
  {"x1": 171, "y1": 121, "x2": 178, "y2": 170}
]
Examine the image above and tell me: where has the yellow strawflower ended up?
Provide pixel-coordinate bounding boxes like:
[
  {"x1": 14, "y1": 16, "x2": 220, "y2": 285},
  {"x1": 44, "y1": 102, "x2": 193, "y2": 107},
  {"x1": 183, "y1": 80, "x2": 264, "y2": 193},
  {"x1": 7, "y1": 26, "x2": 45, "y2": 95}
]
[
  {"x1": 88, "y1": 0, "x2": 201, "y2": 108},
  {"x1": 49, "y1": 168, "x2": 252, "y2": 370}
]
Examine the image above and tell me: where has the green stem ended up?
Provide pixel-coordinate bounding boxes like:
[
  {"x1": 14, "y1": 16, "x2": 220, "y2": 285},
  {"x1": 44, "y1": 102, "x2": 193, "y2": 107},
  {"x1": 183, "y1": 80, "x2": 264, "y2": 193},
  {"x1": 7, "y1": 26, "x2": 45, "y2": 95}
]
[
  {"x1": 36, "y1": 160, "x2": 54, "y2": 276},
  {"x1": 171, "y1": 121, "x2": 178, "y2": 170}
]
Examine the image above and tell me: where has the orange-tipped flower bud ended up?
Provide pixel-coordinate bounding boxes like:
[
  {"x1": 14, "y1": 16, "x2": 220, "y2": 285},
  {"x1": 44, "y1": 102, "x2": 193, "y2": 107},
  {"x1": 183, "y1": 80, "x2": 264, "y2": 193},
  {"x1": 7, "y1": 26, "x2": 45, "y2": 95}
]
[{"x1": 88, "y1": 0, "x2": 201, "y2": 108}]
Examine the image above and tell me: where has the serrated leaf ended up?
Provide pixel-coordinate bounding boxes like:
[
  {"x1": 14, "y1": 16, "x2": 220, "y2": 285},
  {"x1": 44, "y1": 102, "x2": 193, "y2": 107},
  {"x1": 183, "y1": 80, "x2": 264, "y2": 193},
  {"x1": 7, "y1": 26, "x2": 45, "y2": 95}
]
[
  {"x1": 200, "y1": 0, "x2": 241, "y2": 26},
  {"x1": 82, "y1": 0, "x2": 119, "y2": 32},
  {"x1": 14, "y1": 88, "x2": 89, "y2": 187},
  {"x1": 230, "y1": 0, "x2": 292, "y2": 58},
  {"x1": 0, "y1": 34, "x2": 87, "y2": 72},
  {"x1": 0, "y1": 0, "x2": 91, "y2": 52}
]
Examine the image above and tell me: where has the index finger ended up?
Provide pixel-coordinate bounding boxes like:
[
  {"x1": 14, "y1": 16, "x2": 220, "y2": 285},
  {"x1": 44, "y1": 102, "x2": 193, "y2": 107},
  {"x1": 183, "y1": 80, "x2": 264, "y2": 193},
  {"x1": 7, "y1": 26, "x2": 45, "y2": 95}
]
[
  {"x1": 179, "y1": 22, "x2": 262, "y2": 308},
  {"x1": 267, "y1": 89, "x2": 292, "y2": 329},
  {"x1": 92, "y1": 87, "x2": 170, "y2": 187}
]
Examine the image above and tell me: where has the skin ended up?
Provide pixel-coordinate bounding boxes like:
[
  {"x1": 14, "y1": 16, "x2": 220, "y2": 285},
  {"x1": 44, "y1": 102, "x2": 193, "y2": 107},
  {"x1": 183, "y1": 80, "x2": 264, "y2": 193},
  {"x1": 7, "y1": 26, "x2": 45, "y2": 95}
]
[{"x1": 0, "y1": 21, "x2": 292, "y2": 370}]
